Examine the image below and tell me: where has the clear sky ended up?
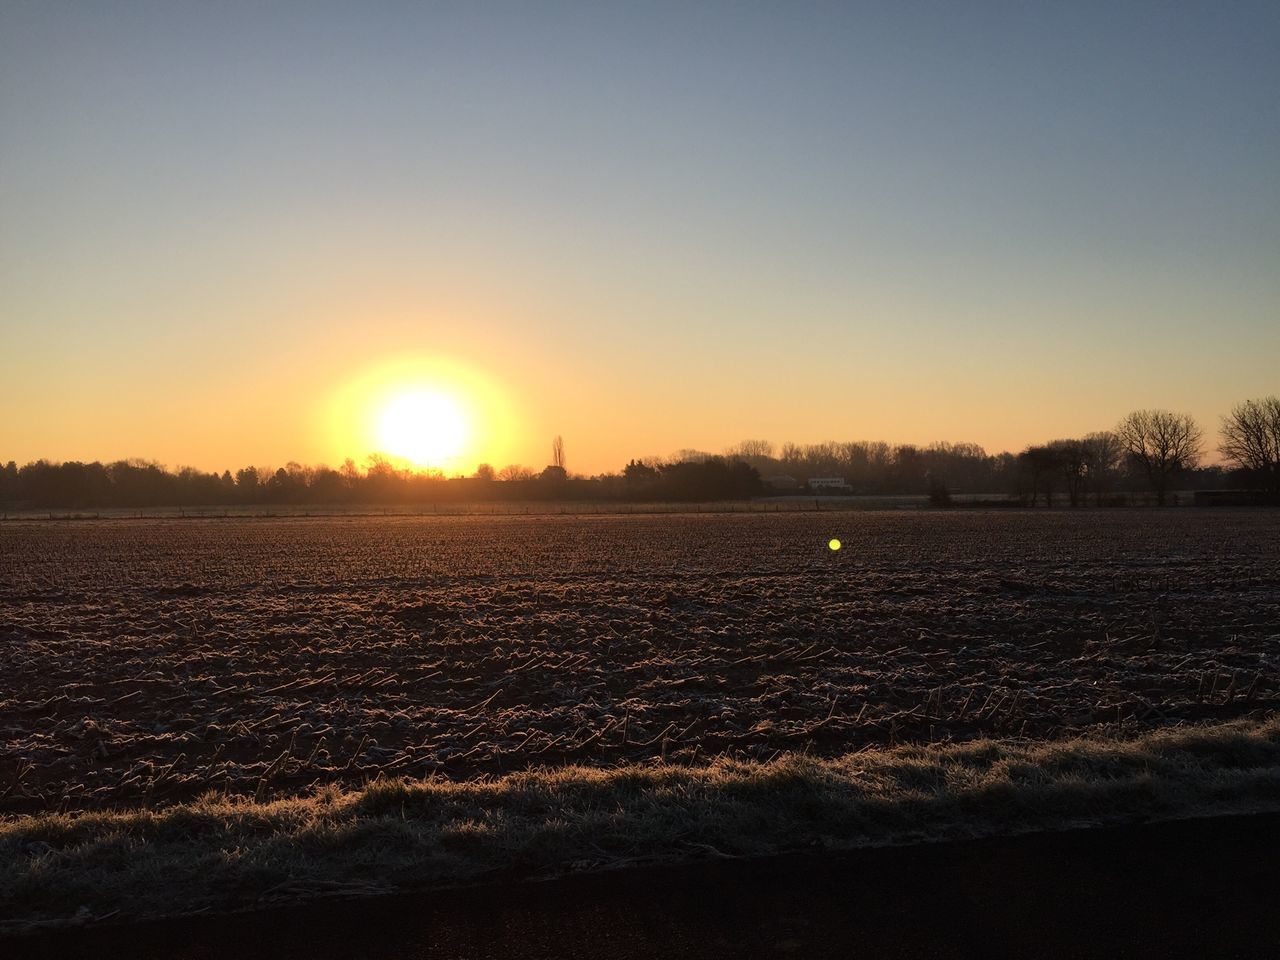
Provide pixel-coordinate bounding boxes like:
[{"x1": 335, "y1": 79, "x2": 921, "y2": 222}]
[{"x1": 2, "y1": 1, "x2": 1277, "y2": 474}]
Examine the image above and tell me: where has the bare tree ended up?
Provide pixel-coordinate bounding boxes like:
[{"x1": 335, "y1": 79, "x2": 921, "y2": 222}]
[
  {"x1": 1219, "y1": 396, "x2": 1280, "y2": 495},
  {"x1": 1049, "y1": 439, "x2": 1088, "y2": 507},
  {"x1": 671, "y1": 448, "x2": 713, "y2": 463},
  {"x1": 1116, "y1": 409, "x2": 1203, "y2": 505},
  {"x1": 497, "y1": 464, "x2": 534, "y2": 482},
  {"x1": 473, "y1": 463, "x2": 496, "y2": 481},
  {"x1": 1017, "y1": 445, "x2": 1060, "y2": 507},
  {"x1": 730, "y1": 439, "x2": 774, "y2": 460},
  {"x1": 552, "y1": 435, "x2": 565, "y2": 472},
  {"x1": 1082, "y1": 431, "x2": 1122, "y2": 505}
]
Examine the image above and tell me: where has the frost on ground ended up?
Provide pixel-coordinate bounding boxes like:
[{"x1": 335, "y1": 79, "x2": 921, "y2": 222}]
[
  {"x1": 3, "y1": 716, "x2": 1280, "y2": 930},
  {"x1": 1, "y1": 510, "x2": 1278, "y2": 813}
]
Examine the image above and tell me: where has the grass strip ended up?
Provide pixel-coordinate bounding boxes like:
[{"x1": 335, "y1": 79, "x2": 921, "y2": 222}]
[{"x1": 4, "y1": 714, "x2": 1280, "y2": 932}]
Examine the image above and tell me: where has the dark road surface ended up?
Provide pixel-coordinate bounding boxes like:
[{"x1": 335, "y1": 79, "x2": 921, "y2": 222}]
[{"x1": 11, "y1": 812, "x2": 1280, "y2": 959}]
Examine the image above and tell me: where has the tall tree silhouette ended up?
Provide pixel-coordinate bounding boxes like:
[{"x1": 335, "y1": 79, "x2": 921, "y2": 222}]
[
  {"x1": 1220, "y1": 396, "x2": 1280, "y2": 495},
  {"x1": 1116, "y1": 410, "x2": 1202, "y2": 505}
]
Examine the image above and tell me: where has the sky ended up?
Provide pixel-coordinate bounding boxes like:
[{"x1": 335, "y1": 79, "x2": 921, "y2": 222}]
[{"x1": 2, "y1": 1, "x2": 1277, "y2": 475}]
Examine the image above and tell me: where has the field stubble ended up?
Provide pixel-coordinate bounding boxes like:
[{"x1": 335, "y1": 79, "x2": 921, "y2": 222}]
[{"x1": 1, "y1": 510, "x2": 1278, "y2": 815}]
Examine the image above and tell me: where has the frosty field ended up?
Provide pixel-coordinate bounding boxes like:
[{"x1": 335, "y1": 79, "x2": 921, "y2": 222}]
[{"x1": 3, "y1": 510, "x2": 1278, "y2": 815}]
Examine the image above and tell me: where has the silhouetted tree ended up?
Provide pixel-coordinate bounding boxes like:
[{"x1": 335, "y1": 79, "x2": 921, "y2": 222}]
[
  {"x1": 671, "y1": 448, "x2": 714, "y2": 464},
  {"x1": 364, "y1": 454, "x2": 407, "y2": 501},
  {"x1": 657, "y1": 456, "x2": 761, "y2": 500},
  {"x1": 1116, "y1": 409, "x2": 1203, "y2": 505},
  {"x1": 17, "y1": 460, "x2": 110, "y2": 506},
  {"x1": 7, "y1": 403, "x2": 1253, "y2": 510},
  {"x1": 727, "y1": 439, "x2": 775, "y2": 466},
  {"x1": 1049, "y1": 439, "x2": 1088, "y2": 507},
  {"x1": 264, "y1": 467, "x2": 295, "y2": 501},
  {"x1": 1082, "y1": 431, "x2": 1122, "y2": 505},
  {"x1": 892, "y1": 445, "x2": 927, "y2": 492},
  {"x1": 0, "y1": 460, "x2": 18, "y2": 502},
  {"x1": 498, "y1": 464, "x2": 534, "y2": 482},
  {"x1": 1017, "y1": 446, "x2": 1060, "y2": 506},
  {"x1": 1219, "y1": 396, "x2": 1280, "y2": 496},
  {"x1": 235, "y1": 467, "x2": 260, "y2": 500},
  {"x1": 309, "y1": 466, "x2": 346, "y2": 502},
  {"x1": 107, "y1": 459, "x2": 173, "y2": 505},
  {"x1": 623, "y1": 459, "x2": 659, "y2": 482},
  {"x1": 339, "y1": 459, "x2": 360, "y2": 488}
]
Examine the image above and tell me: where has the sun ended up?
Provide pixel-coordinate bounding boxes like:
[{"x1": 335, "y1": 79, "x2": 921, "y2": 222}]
[
  {"x1": 327, "y1": 355, "x2": 518, "y2": 474},
  {"x1": 375, "y1": 389, "x2": 467, "y2": 466}
]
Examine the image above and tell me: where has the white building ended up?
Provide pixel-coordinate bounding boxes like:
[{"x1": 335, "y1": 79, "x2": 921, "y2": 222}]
[{"x1": 808, "y1": 476, "x2": 852, "y2": 492}]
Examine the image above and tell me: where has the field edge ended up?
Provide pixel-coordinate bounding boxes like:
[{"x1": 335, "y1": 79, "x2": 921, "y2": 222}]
[{"x1": 4, "y1": 713, "x2": 1280, "y2": 934}]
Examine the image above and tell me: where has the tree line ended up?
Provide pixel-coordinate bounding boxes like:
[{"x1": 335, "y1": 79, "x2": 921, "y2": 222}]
[
  {"x1": 3, "y1": 398, "x2": 1277, "y2": 508},
  {"x1": 0, "y1": 453, "x2": 765, "y2": 507},
  {"x1": 725, "y1": 399, "x2": 1278, "y2": 506}
]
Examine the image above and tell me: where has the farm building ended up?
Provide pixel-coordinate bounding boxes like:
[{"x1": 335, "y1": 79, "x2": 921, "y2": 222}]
[{"x1": 808, "y1": 476, "x2": 852, "y2": 492}]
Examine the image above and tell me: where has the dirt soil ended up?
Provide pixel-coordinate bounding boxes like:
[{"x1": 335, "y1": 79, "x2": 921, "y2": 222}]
[{"x1": 2, "y1": 510, "x2": 1278, "y2": 813}]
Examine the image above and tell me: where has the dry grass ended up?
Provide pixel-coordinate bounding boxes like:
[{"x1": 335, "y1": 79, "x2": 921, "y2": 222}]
[{"x1": 4, "y1": 715, "x2": 1280, "y2": 933}]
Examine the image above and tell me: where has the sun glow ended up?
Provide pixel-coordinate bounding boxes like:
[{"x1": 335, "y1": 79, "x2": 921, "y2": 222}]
[
  {"x1": 376, "y1": 389, "x2": 467, "y2": 466},
  {"x1": 326, "y1": 355, "x2": 518, "y2": 474}
]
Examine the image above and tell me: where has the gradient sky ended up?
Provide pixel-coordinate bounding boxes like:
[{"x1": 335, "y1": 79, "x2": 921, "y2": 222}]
[{"x1": 2, "y1": 1, "x2": 1277, "y2": 474}]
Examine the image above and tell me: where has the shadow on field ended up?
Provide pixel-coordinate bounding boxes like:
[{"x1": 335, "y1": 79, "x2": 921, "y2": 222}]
[{"x1": 15, "y1": 812, "x2": 1280, "y2": 960}]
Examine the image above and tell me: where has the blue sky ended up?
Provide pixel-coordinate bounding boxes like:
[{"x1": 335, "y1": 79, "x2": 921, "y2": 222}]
[{"x1": 2, "y1": 2, "x2": 1276, "y2": 470}]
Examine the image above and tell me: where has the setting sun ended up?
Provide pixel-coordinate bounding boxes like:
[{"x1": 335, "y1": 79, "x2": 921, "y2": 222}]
[
  {"x1": 325, "y1": 355, "x2": 519, "y2": 474},
  {"x1": 376, "y1": 389, "x2": 467, "y2": 466}
]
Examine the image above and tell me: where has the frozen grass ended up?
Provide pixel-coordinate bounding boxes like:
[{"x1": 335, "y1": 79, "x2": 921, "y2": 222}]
[{"x1": 4, "y1": 715, "x2": 1280, "y2": 932}]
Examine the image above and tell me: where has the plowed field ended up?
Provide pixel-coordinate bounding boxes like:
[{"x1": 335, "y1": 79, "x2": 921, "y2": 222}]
[{"x1": 2, "y1": 510, "x2": 1277, "y2": 814}]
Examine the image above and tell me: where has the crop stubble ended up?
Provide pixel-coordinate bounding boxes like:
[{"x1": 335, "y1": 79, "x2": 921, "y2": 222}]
[{"x1": 1, "y1": 510, "x2": 1277, "y2": 814}]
